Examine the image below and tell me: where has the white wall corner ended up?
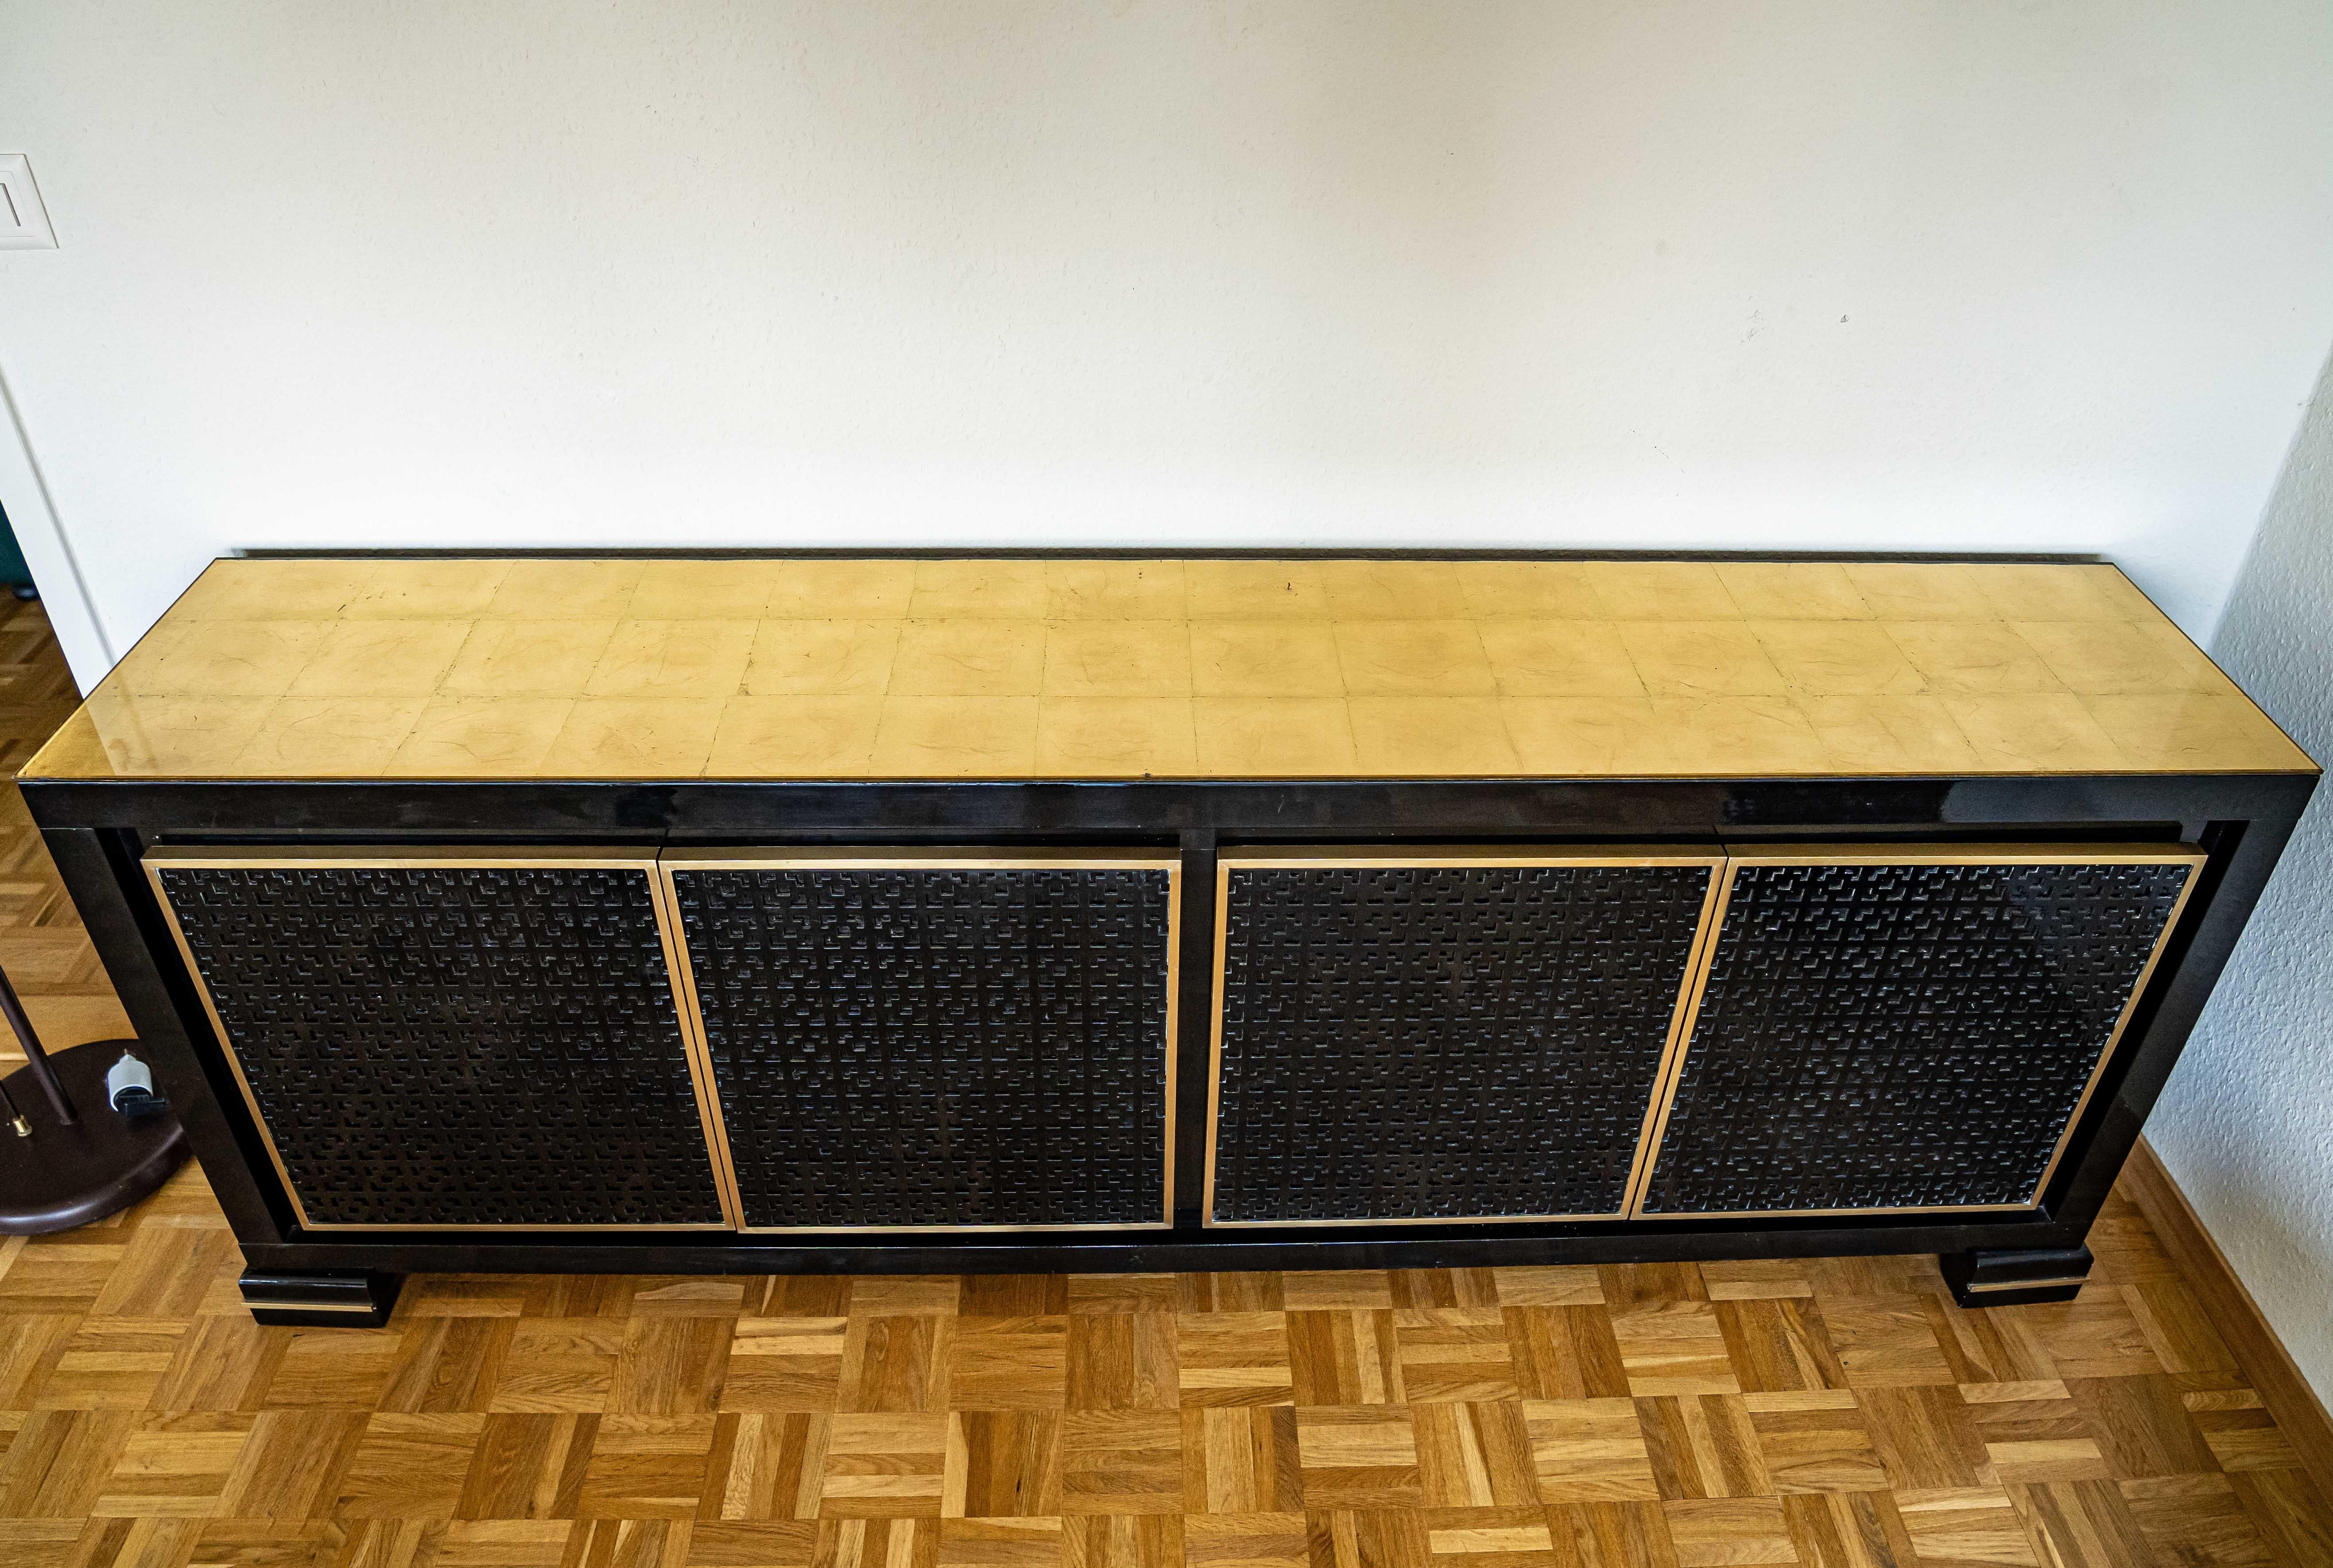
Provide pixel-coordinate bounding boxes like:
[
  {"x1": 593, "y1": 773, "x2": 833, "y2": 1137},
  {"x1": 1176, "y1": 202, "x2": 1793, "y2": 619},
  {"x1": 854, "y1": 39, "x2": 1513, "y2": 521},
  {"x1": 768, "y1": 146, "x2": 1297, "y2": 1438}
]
[
  {"x1": 2149, "y1": 341, "x2": 2333, "y2": 1402},
  {"x1": 0, "y1": 362, "x2": 113, "y2": 692}
]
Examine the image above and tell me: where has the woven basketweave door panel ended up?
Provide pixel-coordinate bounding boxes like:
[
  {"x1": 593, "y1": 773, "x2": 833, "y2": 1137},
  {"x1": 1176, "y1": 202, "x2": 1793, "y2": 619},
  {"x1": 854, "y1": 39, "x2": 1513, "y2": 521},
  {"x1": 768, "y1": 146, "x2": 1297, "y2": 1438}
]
[
  {"x1": 151, "y1": 858, "x2": 726, "y2": 1229},
  {"x1": 1639, "y1": 855, "x2": 2197, "y2": 1216},
  {"x1": 1211, "y1": 858, "x2": 1716, "y2": 1224},
  {"x1": 667, "y1": 859, "x2": 1176, "y2": 1230}
]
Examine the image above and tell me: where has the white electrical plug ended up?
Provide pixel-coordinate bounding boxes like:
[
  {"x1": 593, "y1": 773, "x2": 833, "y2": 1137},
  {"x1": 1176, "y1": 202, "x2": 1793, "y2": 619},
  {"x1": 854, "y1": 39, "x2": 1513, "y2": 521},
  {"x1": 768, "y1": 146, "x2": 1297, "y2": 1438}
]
[{"x1": 106, "y1": 1052, "x2": 170, "y2": 1119}]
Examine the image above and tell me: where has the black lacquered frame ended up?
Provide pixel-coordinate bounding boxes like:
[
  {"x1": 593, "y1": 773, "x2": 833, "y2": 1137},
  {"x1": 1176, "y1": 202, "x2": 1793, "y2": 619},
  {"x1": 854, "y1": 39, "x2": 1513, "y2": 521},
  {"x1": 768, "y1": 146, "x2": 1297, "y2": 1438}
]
[{"x1": 24, "y1": 762, "x2": 2312, "y2": 1297}]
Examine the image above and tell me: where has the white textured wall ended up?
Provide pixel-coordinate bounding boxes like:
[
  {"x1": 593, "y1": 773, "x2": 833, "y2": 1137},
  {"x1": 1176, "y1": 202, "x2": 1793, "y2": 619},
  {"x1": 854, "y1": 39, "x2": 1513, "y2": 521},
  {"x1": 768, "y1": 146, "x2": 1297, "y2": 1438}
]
[
  {"x1": 2151, "y1": 356, "x2": 2333, "y2": 1400},
  {"x1": 3, "y1": 2, "x2": 2333, "y2": 686}
]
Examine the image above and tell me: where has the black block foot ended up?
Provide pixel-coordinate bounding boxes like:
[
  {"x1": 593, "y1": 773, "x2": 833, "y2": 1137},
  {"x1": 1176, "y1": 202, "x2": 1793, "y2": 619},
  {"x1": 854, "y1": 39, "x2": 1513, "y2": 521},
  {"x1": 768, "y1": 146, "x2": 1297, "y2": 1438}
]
[
  {"x1": 239, "y1": 1268, "x2": 403, "y2": 1327},
  {"x1": 1941, "y1": 1244, "x2": 2094, "y2": 1308}
]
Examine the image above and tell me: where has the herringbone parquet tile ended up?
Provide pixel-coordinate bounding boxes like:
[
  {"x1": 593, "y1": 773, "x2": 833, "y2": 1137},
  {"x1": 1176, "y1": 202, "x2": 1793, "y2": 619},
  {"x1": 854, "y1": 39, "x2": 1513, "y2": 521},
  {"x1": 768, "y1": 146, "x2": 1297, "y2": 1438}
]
[{"x1": 1, "y1": 599, "x2": 2330, "y2": 1567}]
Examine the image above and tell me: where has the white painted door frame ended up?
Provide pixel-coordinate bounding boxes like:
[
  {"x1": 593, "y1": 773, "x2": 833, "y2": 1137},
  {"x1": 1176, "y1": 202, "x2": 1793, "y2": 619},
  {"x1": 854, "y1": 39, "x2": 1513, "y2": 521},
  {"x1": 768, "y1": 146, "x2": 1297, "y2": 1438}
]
[{"x1": 0, "y1": 358, "x2": 111, "y2": 692}]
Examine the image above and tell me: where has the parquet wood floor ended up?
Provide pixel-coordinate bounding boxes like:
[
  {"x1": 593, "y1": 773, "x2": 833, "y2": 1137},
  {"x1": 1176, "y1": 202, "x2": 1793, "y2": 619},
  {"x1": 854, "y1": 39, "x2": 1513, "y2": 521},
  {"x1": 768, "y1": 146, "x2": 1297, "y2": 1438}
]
[{"x1": 1, "y1": 599, "x2": 2329, "y2": 1567}]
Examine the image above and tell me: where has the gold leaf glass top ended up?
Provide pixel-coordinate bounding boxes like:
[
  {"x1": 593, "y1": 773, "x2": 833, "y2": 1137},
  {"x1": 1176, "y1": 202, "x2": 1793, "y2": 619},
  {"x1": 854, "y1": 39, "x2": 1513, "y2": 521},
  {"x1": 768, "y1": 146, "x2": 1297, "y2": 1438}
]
[{"x1": 22, "y1": 557, "x2": 2315, "y2": 781}]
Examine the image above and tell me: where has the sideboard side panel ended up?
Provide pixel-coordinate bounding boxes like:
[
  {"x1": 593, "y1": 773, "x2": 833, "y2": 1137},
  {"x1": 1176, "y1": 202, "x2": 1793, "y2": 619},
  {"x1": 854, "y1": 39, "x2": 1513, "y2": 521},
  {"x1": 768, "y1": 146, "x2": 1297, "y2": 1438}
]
[
  {"x1": 41, "y1": 825, "x2": 294, "y2": 1243},
  {"x1": 2038, "y1": 813, "x2": 2302, "y2": 1231}
]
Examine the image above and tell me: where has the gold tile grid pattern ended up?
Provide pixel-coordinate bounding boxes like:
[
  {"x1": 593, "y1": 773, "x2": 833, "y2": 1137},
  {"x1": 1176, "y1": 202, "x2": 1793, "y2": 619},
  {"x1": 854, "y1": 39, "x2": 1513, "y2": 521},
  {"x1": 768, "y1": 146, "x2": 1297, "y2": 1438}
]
[
  {"x1": 2, "y1": 603, "x2": 2332, "y2": 1566},
  {"x1": 21, "y1": 558, "x2": 2316, "y2": 782}
]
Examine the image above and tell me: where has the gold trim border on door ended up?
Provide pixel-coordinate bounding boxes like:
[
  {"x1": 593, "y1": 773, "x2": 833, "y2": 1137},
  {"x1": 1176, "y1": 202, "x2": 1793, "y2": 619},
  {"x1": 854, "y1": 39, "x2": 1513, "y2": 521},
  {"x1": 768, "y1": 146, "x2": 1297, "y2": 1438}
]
[
  {"x1": 1204, "y1": 845, "x2": 1727, "y2": 1229},
  {"x1": 658, "y1": 846, "x2": 1182, "y2": 1234},
  {"x1": 142, "y1": 845, "x2": 739, "y2": 1233},
  {"x1": 1624, "y1": 841, "x2": 2208, "y2": 1221}
]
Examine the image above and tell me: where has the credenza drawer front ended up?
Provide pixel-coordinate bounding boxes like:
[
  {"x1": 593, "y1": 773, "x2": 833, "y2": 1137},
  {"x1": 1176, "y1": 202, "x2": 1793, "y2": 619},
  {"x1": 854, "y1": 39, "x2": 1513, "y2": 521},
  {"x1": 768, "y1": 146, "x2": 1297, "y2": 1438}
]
[
  {"x1": 146, "y1": 848, "x2": 731, "y2": 1231},
  {"x1": 1634, "y1": 847, "x2": 2203, "y2": 1219},
  {"x1": 664, "y1": 850, "x2": 1178, "y2": 1231},
  {"x1": 1208, "y1": 849, "x2": 1723, "y2": 1226}
]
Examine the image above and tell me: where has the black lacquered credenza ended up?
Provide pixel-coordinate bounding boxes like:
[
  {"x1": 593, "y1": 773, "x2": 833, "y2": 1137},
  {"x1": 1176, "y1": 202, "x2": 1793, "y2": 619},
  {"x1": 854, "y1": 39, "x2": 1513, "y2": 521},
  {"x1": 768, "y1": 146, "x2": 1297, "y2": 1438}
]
[{"x1": 19, "y1": 553, "x2": 2316, "y2": 1324}]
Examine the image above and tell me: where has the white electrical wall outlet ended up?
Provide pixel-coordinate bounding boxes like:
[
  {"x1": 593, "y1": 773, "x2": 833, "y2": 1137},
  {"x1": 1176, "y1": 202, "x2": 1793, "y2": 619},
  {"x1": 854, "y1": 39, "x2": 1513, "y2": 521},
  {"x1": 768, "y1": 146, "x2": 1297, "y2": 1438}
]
[{"x1": 0, "y1": 156, "x2": 59, "y2": 249}]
